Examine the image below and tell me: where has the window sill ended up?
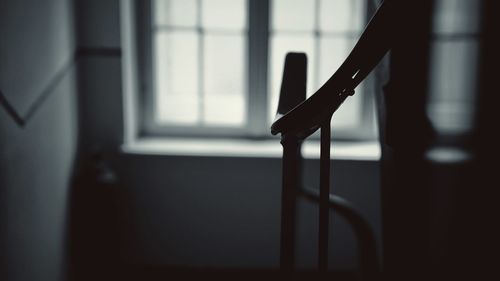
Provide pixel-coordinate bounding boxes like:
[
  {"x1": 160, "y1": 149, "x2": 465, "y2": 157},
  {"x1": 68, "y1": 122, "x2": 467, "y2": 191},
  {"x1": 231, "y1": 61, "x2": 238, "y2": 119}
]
[{"x1": 122, "y1": 138, "x2": 380, "y2": 161}]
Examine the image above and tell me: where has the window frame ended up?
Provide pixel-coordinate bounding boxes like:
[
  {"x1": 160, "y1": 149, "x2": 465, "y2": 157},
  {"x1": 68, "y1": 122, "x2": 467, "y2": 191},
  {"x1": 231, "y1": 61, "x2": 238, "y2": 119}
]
[{"x1": 135, "y1": 0, "x2": 377, "y2": 141}]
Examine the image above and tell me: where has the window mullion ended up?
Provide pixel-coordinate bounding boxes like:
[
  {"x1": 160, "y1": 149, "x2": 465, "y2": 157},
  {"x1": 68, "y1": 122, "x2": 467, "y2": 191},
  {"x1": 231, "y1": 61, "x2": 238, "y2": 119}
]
[
  {"x1": 247, "y1": 0, "x2": 270, "y2": 138},
  {"x1": 197, "y1": 0, "x2": 204, "y2": 125}
]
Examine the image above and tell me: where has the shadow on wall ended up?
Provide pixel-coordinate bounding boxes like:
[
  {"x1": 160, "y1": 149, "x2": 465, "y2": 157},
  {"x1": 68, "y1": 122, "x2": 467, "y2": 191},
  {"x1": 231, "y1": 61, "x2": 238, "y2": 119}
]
[
  {"x1": 68, "y1": 150, "x2": 122, "y2": 281},
  {"x1": 111, "y1": 154, "x2": 381, "y2": 272}
]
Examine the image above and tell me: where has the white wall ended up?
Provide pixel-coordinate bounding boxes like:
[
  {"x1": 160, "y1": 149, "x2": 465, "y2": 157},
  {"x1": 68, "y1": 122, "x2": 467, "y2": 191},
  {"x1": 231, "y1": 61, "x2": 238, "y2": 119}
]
[
  {"x1": 116, "y1": 154, "x2": 381, "y2": 271},
  {"x1": 0, "y1": 1, "x2": 78, "y2": 281}
]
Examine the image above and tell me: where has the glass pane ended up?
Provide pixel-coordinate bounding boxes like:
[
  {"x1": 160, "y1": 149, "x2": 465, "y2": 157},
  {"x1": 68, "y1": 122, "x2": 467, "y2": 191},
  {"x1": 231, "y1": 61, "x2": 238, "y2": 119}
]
[
  {"x1": 203, "y1": 34, "x2": 246, "y2": 126},
  {"x1": 154, "y1": 31, "x2": 199, "y2": 124},
  {"x1": 154, "y1": 0, "x2": 198, "y2": 27},
  {"x1": 269, "y1": 34, "x2": 315, "y2": 122},
  {"x1": 427, "y1": 40, "x2": 479, "y2": 134},
  {"x1": 331, "y1": 85, "x2": 363, "y2": 129},
  {"x1": 319, "y1": 0, "x2": 365, "y2": 32},
  {"x1": 318, "y1": 37, "x2": 354, "y2": 87},
  {"x1": 320, "y1": 37, "x2": 361, "y2": 129},
  {"x1": 433, "y1": 0, "x2": 481, "y2": 35},
  {"x1": 272, "y1": 0, "x2": 316, "y2": 32},
  {"x1": 202, "y1": 0, "x2": 247, "y2": 30}
]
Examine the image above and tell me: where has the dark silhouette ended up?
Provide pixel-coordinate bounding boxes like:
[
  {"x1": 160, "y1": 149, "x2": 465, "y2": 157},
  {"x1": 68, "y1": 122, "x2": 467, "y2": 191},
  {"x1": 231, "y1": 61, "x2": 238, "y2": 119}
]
[
  {"x1": 273, "y1": 0, "x2": 500, "y2": 280},
  {"x1": 2, "y1": 0, "x2": 499, "y2": 280}
]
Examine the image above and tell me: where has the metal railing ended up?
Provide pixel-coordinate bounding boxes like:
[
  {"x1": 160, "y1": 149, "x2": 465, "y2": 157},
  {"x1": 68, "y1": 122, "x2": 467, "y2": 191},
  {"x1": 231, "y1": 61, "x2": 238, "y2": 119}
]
[{"x1": 272, "y1": 1, "x2": 396, "y2": 279}]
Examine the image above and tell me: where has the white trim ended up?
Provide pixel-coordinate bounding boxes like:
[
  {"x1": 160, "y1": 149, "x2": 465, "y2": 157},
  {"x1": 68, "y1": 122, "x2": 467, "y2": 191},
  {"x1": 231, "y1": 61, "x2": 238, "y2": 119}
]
[
  {"x1": 121, "y1": 0, "x2": 139, "y2": 144},
  {"x1": 122, "y1": 138, "x2": 380, "y2": 160}
]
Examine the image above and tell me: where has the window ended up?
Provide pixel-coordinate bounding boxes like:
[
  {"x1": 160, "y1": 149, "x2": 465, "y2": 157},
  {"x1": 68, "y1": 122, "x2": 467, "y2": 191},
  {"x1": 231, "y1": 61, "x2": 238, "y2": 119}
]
[{"x1": 136, "y1": 0, "x2": 375, "y2": 140}]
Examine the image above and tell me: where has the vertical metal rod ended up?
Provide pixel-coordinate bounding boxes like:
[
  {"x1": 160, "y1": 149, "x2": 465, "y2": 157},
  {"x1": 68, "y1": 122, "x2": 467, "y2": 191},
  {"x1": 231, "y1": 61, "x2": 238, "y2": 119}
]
[
  {"x1": 318, "y1": 119, "x2": 331, "y2": 271},
  {"x1": 280, "y1": 135, "x2": 301, "y2": 272}
]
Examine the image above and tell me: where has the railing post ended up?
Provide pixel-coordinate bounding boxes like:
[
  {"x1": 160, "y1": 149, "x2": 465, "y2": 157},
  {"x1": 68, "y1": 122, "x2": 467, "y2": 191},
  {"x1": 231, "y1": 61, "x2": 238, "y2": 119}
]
[
  {"x1": 273, "y1": 1, "x2": 395, "y2": 277},
  {"x1": 279, "y1": 134, "x2": 302, "y2": 272},
  {"x1": 318, "y1": 117, "x2": 332, "y2": 272}
]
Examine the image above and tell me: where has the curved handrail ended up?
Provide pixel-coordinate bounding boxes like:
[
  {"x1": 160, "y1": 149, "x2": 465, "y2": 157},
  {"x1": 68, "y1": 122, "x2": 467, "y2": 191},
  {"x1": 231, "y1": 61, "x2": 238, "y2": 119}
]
[
  {"x1": 271, "y1": 0, "x2": 396, "y2": 138},
  {"x1": 299, "y1": 187, "x2": 379, "y2": 279}
]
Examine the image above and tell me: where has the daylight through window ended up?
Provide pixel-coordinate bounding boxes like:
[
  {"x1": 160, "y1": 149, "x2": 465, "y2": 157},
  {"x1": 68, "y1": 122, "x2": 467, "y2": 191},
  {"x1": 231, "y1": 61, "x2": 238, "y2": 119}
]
[{"x1": 142, "y1": 0, "x2": 374, "y2": 139}]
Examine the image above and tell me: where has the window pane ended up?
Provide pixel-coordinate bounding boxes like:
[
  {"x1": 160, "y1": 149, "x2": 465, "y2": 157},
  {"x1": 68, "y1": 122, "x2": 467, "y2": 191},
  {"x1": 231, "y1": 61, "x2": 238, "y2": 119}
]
[
  {"x1": 320, "y1": 36, "x2": 362, "y2": 129},
  {"x1": 202, "y1": 0, "x2": 247, "y2": 30},
  {"x1": 319, "y1": 0, "x2": 365, "y2": 32},
  {"x1": 272, "y1": 0, "x2": 316, "y2": 32},
  {"x1": 427, "y1": 40, "x2": 478, "y2": 134},
  {"x1": 155, "y1": 31, "x2": 199, "y2": 124},
  {"x1": 433, "y1": 0, "x2": 481, "y2": 35},
  {"x1": 154, "y1": 0, "x2": 198, "y2": 27},
  {"x1": 318, "y1": 37, "x2": 354, "y2": 87},
  {"x1": 331, "y1": 85, "x2": 363, "y2": 129},
  {"x1": 203, "y1": 34, "x2": 246, "y2": 126},
  {"x1": 269, "y1": 34, "x2": 315, "y2": 122}
]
